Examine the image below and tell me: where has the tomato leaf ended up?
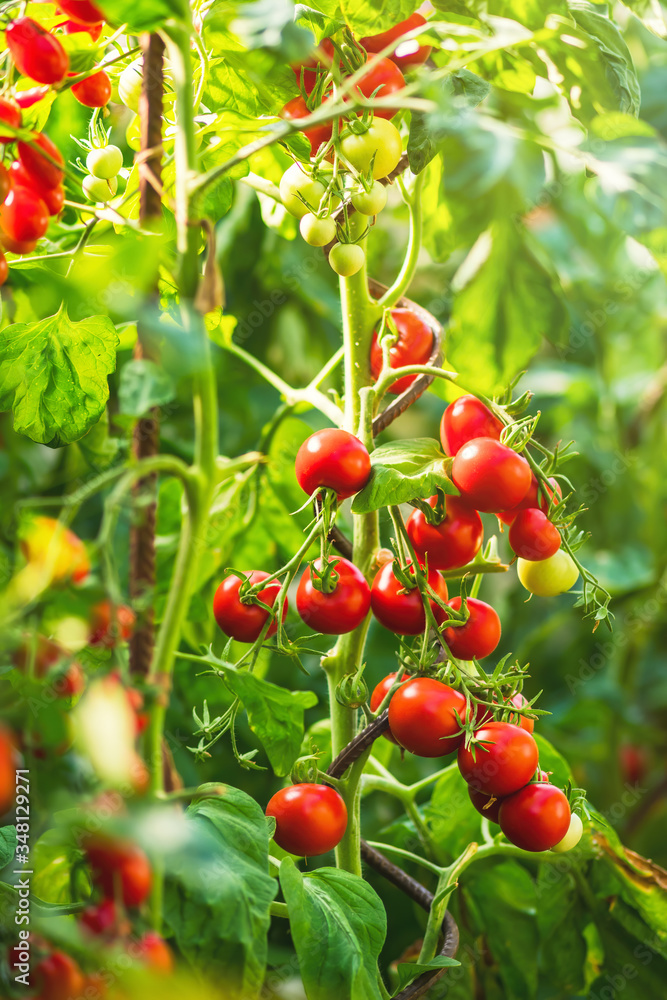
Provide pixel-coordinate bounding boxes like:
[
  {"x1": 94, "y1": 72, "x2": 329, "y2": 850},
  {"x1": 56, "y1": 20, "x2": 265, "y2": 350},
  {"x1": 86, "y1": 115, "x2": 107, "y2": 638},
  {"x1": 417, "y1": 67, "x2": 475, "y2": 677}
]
[
  {"x1": 351, "y1": 438, "x2": 456, "y2": 513},
  {"x1": 163, "y1": 786, "x2": 276, "y2": 997},
  {"x1": 220, "y1": 669, "x2": 318, "y2": 776},
  {"x1": 395, "y1": 955, "x2": 460, "y2": 990},
  {"x1": 424, "y1": 765, "x2": 482, "y2": 865},
  {"x1": 570, "y1": 6, "x2": 640, "y2": 117},
  {"x1": 0, "y1": 309, "x2": 119, "y2": 447},
  {"x1": 279, "y1": 861, "x2": 387, "y2": 1000},
  {"x1": 0, "y1": 826, "x2": 17, "y2": 870},
  {"x1": 95, "y1": 0, "x2": 184, "y2": 31}
]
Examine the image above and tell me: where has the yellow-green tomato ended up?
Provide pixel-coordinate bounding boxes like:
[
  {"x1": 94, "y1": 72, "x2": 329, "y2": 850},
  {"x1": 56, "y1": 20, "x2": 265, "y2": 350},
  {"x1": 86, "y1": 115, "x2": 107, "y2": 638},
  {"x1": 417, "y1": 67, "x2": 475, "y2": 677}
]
[
  {"x1": 517, "y1": 550, "x2": 579, "y2": 597},
  {"x1": 351, "y1": 180, "x2": 387, "y2": 216},
  {"x1": 125, "y1": 114, "x2": 141, "y2": 152},
  {"x1": 329, "y1": 242, "x2": 365, "y2": 277},
  {"x1": 340, "y1": 118, "x2": 402, "y2": 180},
  {"x1": 299, "y1": 213, "x2": 336, "y2": 247},
  {"x1": 280, "y1": 163, "x2": 328, "y2": 219},
  {"x1": 83, "y1": 174, "x2": 119, "y2": 203},
  {"x1": 118, "y1": 60, "x2": 143, "y2": 113},
  {"x1": 86, "y1": 145, "x2": 123, "y2": 180},
  {"x1": 551, "y1": 812, "x2": 583, "y2": 853}
]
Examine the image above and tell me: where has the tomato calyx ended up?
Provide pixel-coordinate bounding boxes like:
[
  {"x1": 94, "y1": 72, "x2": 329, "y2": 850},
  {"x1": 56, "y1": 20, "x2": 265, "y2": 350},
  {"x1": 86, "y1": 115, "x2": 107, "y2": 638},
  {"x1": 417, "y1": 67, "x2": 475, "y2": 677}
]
[
  {"x1": 306, "y1": 555, "x2": 341, "y2": 595},
  {"x1": 227, "y1": 568, "x2": 280, "y2": 614},
  {"x1": 409, "y1": 487, "x2": 451, "y2": 527}
]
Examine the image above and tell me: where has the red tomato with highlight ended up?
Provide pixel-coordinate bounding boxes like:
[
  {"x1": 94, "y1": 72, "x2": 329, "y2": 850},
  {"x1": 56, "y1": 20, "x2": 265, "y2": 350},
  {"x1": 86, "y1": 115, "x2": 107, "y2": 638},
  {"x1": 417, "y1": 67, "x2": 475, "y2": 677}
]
[
  {"x1": 18, "y1": 134, "x2": 65, "y2": 190},
  {"x1": 443, "y1": 597, "x2": 501, "y2": 660},
  {"x1": 440, "y1": 395, "x2": 503, "y2": 456},
  {"x1": 213, "y1": 570, "x2": 286, "y2": 643},
  {"x1": 468, "y1": 786, "x2": 502, "y2": 824},
  {"x1": 72, "y1": 70, "x2": 112, "y2": 108},
  {"x1": 387, "y1": 677, "x2": 469, "y2": 756},
  {"x1": 15, "y1": 88, "x2": 50, "y2": 109},
  {"x1": 1, "y1": 234, "x2": 37, "y2": 255},
  {"x1": 0, "y1": 97, "x2": 21, "y2": 142},
  {"x1": 361, "y1": 13, "x2": 432, "y2": 69},
  {"x1": 370, "y1": 561, "x2": 448, "y2": 635},
  {"x1": 291, "y1": 38, "x2": 335, "y2": 94},
  {"x1": 499, "y1": 782, "x2": 571, "y2": 852},
  {"x1": 0, "y1": 187, "x2": 49, "y2": 242},
  {"x1": 296, "y1": 557, "x2": 370, "y2": 634},
  {"x1": 281, "y1": 95, "x2": 332, "y2": 157},
  {"x1": 9, "y1": 160, "x2": 62, "y2": 214},
  {"x1": 354, "y1": 57, "x2": 405, "y2": 119},
  {"x1": 85, "y1": 839, "x2": 152, "y2": 908},
  {"x1": 6, "y1": 18, "x2": 69, "y2": 85},
  {"x1": 136, "y1": 932, "x2": 173, "y2": 973},
  {"x1": 89, "y1": 601, "x2": 136, "y2": 647},
  {"x1": 0, "y1": 726, "x2": 15, "y2": 814},
  {"x1": 58, "y1": 0, "x2": 105, "y2": 23},
  {"x1": 34, "y1": 952, "x2": 85, "y2": 1000},
  {"x1": 370, "y1": 308, "x2": 433, "y2": 394},
  {"x1": 266, "y1": 783, "x2": 347, "y2": 856},
  {"x1": 457, "y1": 721, "x2": 539, "y2": 798},
  {"x1": 62, "y1": 19, "x2": 104, "y2": 41},
  {"x1": 407, "y1": 495, "x2": 483, "y2": 571},
  {"x1": 295, "y1": 428, "x2": 371, "y2": 500},
  {"x1": 509, "y1": 507, "x2": 561, "y2": 561},
  {"x1": 452, "y1": 437, "x2": 531, "y2": 512},
  {"x1": 370, "y1": 671, "x2": 413, "y2": 743}
]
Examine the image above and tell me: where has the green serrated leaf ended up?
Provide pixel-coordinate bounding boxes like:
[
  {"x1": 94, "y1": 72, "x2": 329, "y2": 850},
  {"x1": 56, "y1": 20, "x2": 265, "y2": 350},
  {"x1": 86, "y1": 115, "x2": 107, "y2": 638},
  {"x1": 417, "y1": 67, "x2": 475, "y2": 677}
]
[{"x1": 351, "y1": 438, "x2": 455, "y2": 513}]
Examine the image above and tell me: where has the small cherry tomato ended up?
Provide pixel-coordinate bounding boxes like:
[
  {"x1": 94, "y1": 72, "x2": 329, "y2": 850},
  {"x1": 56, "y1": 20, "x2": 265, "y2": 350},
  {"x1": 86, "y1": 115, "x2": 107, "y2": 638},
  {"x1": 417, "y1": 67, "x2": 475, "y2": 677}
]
[
  {"x1": 440, "y1": 395, "x2": 503, "y2": 456},
  {"x1": 0, "y1": 164, "x2": 10, "y2": 204},
  {"x1": 281, "y1": 95, "x2": 333, "y2": 157},
  {"x1": 14, "y1": 88, "x2": 50, "y2": 110},
  {"x1": 89, "y1": 601, "x2": 136, "y2": 647},
  {"x1": 58, "y1": 0, "x2": 105, "y2": 24},
  {"x1": 0, "y1": 97, "x2": 22, "y2": 142},
  {"x1": 499, "y1": 782, "x2": 571, "y2": 852},
  {"x1": 0, "y1": 186, "x2": 49, "y2": 242},
  {"x1": 86, "y1": 145, "x2": 123, "y2": 179},
  {"x1": 361, "y1": 13, "x2": 432, "y2": 69},
  {"x1": 136, "y1": 932, "x2": 173, "y2": 973},
  {"x1": 291, "y1": 38, "x2": 335, "y2": 95},
  {"x1": 407, "y1": 495, "x2": 483, "y2": 570},
  {"x1": 85, "y1": 838, "x2": 152, "y2": 908},
  {"x1": 0, "y1": 251, "x2": 7, "y2": 286},
  {"x1": 72, "y1": 70, "x2": 112, "y2": 108},
  {"x1": 517, "y1": 549, "x2": 578, "y2": 596},
  {"x1": 62, "y1": 19, "x2": 104, "y2": 41},
  {"x1": 370, "y1": 561, "x2": 448, "y2": 635},
  {"x1": 387, "y1": 676, "x2": 469, "y2": 756},
  {"x1": 443, "y1": 596, "x2": 501, "y2": 660},
  {"x1": 279, "y1": 162, "x2": 329, "y2": 219},
  {"x1": 118, "y1": 60, "x2": 143, "y2": 113},
  {"x1": 266, "y1": 783, "x2": 347, "y2": 856},
  {"x1": 18, "y1": 133, "x2": 65, "y2": 190},
  {"x1": 213, "y1": 570, "x2": 287, "y2": 643},
  {"x1": 354, "y1": 57, "x2": 405, "y2": 119},
  {"x1": 83, "y1": 173, "x2": 118, "y2": 202},
  {"x1": 509, "y1": 507, "x2": 561, "y2": 561},
  {"x1": 351, "y1": 180, "x2": 387, "y2": 216},
  {"x1": 468, "y1": 786, "x2": 502, "y2": 824},
  {"x1": 452, "y1": 437, "x2": 531, "y2": 512},
  {"x1": 369, "y1": 671, "x2": 409, "y2": 743},
  {"x1": 0, "y1": 234, "x2": 37, "y2": 255},
  {"x1": 295, "y1": 428, "x2": 371, "y2": 499},
  {"x1": 34, "y1": 951, "x2": 85, "y2": 1000},
  {"x1": 11, "y1": 162, "x2": 65, "y2": 216},
  {"x1": 296, "y1": 557, "x2": 371, "y2": 634},
  {"x1": 458, "y1": 721, "x2": 539, "y2": 798},
  {"x1": 80, "y1": 899, "x2": 129, "y2": 939},
  {"x1": 0, "y1": 727, "x2": 16, "y2": 813},
  {"x1": 370, "y1": 308, "x2": 433, "y2": 394},
  {"x1": 299, "y1": 212, "x2": 336, "y2": 247},
  {"x1": 329, "y1": 242, "x2": 365, "y2": 276},
  {"x1": 340, "y1": 118, "x2": 402, "y2": 179},
  {"x1": 551, "y1": 811, "x2": 583, "y2": 853},
  {"x1": 6, "y1": 18, "x2": 69, "y2": 85}
]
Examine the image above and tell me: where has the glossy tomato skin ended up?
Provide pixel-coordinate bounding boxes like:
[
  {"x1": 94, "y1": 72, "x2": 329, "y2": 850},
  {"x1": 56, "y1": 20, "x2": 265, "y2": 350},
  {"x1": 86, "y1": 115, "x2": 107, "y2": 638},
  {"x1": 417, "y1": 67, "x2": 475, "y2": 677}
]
[
  {"x1": 355, "y1": 57, "x2": 405, "y2": 119},
  {"x1": 407, "y1": 495, "x2": 483, "y2": 571},
  {"x1": 339, "y1": 118, "x2": 402, "y2": 179},
  {"x1": 370, "y1": 562, "x2": 448, "y2": 635},
  {"x1": 499, "y1": 783, "x2": 571, "y2": 852},
  {"x1": 213, "y1": 571, "x2": 286, "y2": 643},
  {"x1": 0, "y1": 97, "x2": 21, "y2": 141},
  {"x1": 11, "y1": 155, "x2": 64, "y2": 215},
  {"x1": 295, "y1": 428, "x2": 371, "y2": 499},
  {"x1": 6, "y1": 19, "x2": 69, "y2": 85},
  {"x1": 361, "y1": 13, "x2": 432, "y2": 68},
  {"x1": 517, "y1": 550, "x2": 578, "y2": 597},
  {"x1": 0, "y1": 187, "x2": 49, "y2": 243},
  {"x1": 34, "y1": 951, "x2": 85, "y2": 1000},
  {"x1": 452, "y1": 437, "x2": 531, "y2": 512},
  {"x1": 0, "y1": 727, "x2": 15, "y2": 814},
  {"x1": 468, "y1": 786, "x2": 502, "y2": 824},
  {"x1": 72, "y1": 70, "x2": 112, "y2": 108},
  {"x1": 443, "y1": 597, "x2": 501, "y2": 660},
  {"x1": 369, "y1": 671, "x2": 407, "y2": 743},
  {"x1": 387, "y1": 677, "x2": 469, "y2": 757},
  {"x1": 281, "y1": 95, "x2": 332, "y2": 157},
  {"x1": 18, "y1": 134, "x2": 65, "y2": 190},
  {"x1": 440, "y1": 395, "x2": 503, "y2": 456},
  {"x1": 457, "y1": 721, "x2": 539, "y2": 798},
  {"x1": 85, "y1": 839, "x2": 152, "y2": 908},
  {"x1": 509, "y1": 507, "x2": 561, "y2": 561},
  {"x1": 1, "y1": 234, "x2": 37, "y2": 255},
  {"x1": 498, "y1": 475, "x2": 561, "y2": 525},
  {"x1": 370, "y1": 308, "x2": 433, "y2": 394},
  {"x1": 58, "y1": 0, "x2": 105, "y2": 23},
  {"x1": 0, "y1": 164, "x2": 9, "y2": 204},
  {"x1": 296, "y1": 557, "x2": 370, "y2": 634},
  {"x1": 266, "y1": 783, "x2": 347, "y2": 856}
]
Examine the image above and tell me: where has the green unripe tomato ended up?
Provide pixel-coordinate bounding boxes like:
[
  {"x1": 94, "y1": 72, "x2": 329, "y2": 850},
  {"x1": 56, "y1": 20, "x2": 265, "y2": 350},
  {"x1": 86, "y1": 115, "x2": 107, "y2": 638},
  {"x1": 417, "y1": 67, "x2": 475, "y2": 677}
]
[
  {"x1": 351, "y1": 181, "x2": 387, "y2": 216},
  {"x1": 551, "y1": 813, "x2": 583, "y2": 853},
  {"x1": 340, "y1": 118, "x2": 402, "y2": 180},
  {"x1": 517, "y1": 550, "x2": 579, "y2": 597},
  {"x1": 86, "y1": 145, "x2": 123, "y2": 180},
  {"x1": 118, "y1": 60, "x2": 143, "y2": 113},
  {"x1": 299, "y1": 213, "x2": 336, "y2": 247},
  {"x1": 279, "y1": 163, "x2": 328, "y2": 219},
  {"x1": 83, "y1": 174, "x2": 119, "y2": 203},
  {"x1": 126, "y1": 114, "x2": 141, "y2": 152},
  {"x1": 329, "y1": 243, "x2": 365, "y2": 277}
]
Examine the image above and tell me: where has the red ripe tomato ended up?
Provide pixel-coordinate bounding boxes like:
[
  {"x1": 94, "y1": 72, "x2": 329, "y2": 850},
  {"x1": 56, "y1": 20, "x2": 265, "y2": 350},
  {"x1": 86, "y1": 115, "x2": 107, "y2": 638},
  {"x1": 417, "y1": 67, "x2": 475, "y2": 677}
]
[
  {"x1": 407, "y1": 495, "x2": 483, "y2": 570},
  {"x1": 361, "y1": 13, "x2": 432, "y2": 69},
  {"x1": 291, "y1": 38, "x2": 335, "y2": 95},
  {"x1": 0, "y1": 97, "x2": 21, "y2": 142},
  {"x1": 369, "y1": 671, "x2": 408, "y2": 743},
  {"x1": 369, "y1": 309, "x2": 433, "y2": 394},
  {"x1": 295, "y1": 428, "x2": 371, "y2": 500},
  {"x1": 499, "y1": 782, "x2": 571, "y2": 852},
  {"x1": 442, "y1": 597, "x2": 501, "y2": 660},
  {"x1": 281, "y1": 95, "x2": 332, "y2": 157},
  {"x1": 18, "y1": 134, "x2": 65, "y2": 190},
  {"x1": 0, "y1": 251, "x2": 7, "y2": 286},
  {"x1": 136, "y1": 932, "x2": 173, "y2": 973},
  {"x1": 0, "y1": 165, "x2": 9, "y2": 204},
  {"x1": 85, "y1": 839, "x2": 152, "y2": 908},
  {"x1": 296, "y1": 557, "x2": 370, "y2": 634},
  {"x1": 0, "y1": 726, "x2": 15, "y2": 814},
  {"x1": 213, "y1": 570, "x2": 286, "y2": 643},
  {"x1": 387, "y1": 677, "x2": 469, "y2": 756},
  {"x1": 9, "y1": 161, "x2": 64, "y2": 216},
  {"x1": 34, "y1": 951, "x2": 85, "y2": 1000},
  {"x1": 440, "y1": 395, "x2": 503, "y2": 456},
  {"x1": 15, "y1": 88, "x2": 50, "y2": 109},
  {"x1": 266, "y1": 783, "x2": 347, "y2": 856},
  {"x1": 6, "y1": 18, "x2": 69, "y2": 85},
  {"x1": 1, "y1": 234, "x2": 37, "y2": 255},
  {"x1": 498, "y1": 475, "x2": 562, "y2": 525},
  {"x1": 370, "y1": 561, "x2": 448, "y2": 635},
  {"x1": 58, "y1": 0, "x2": 105, "y2": 24},
  {"x1": 452, "y1": 437, "x2": 531, "y2": 512},
  {"x1": 0, "y1": 187, "x2": 49, "y2": 242},
  {"x1": 457, "y1": 721, "x2": 539, "y2": 798},
  {"x1": 509, "y1": 507, "x2": 561, "y2": 561},
  {"x1": 354, "y1": 57, "x2": 405, "y2": 119},
  {"x1": 468, "y1": 786, "x2": 502, "y2": 824},
  {"x1": 62, "y1": 19, "x2": 104, "y2": 41},
  {"x1": 72, "y1": 70, "x2": 112, "y2": 108},
  {"x1": 89, "y1": 601, "x2": 136, "y2": 647},
  {"x1": 80, "y1": 899, "x2": 128, "y2": 938}
]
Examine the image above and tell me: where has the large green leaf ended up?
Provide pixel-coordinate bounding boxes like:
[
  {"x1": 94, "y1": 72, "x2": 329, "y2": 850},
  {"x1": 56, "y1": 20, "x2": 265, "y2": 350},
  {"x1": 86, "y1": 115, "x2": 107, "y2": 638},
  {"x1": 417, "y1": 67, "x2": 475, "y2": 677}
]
[
  {"x1": 280, "y1": 861, "x2": 387, "y2": 1000},
  {"x1": 0, "y1": 309, "x2": 118, "y2": 447},
  {"x1": 351, "y1": 439, "x2": 456, "y2": 513},
  {"x1": 570, "y1": 5, "x2": 640, "y2": 116},
  {"x1": 163, "y1": 786, "x2": 276, "y2": 998}
]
